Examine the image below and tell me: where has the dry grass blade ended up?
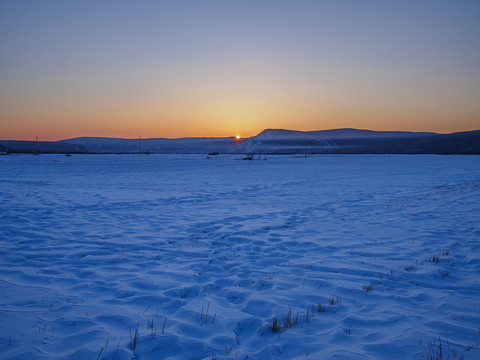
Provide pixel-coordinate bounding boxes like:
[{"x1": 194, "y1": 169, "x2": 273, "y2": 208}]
[
  {"x1": 96, "y1": 347, "x2": 103, "y2": 360},
  {"x1": 422, "y1": 338, "x2": 465, "y2": 360},
  {"x1": 130, "y1": 321, "x2": 140, "y2": 354},
  {"x1": 162, "y1": 317, "x2": 167, "y2": 334}
]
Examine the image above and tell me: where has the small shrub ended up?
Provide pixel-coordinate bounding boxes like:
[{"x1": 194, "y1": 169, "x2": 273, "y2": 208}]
[
  {"x1": 363, "y1": 282, "x2": 374, "y2": 295},
  {"x1": 269, "y1": 308, "x2": 299, "y2": 333},
  {"x1": 271, "y1": 317, "x2": 281, "y2": 333},
  {"x1": 317, "y1": 303, "x2": 327, "y2": 313},
  {"x1": 281, "y1": 308, "x2": 299, "y2": 329},
  {"x1": 329, "y1": 296, "x2": 341, "y2": 306}
]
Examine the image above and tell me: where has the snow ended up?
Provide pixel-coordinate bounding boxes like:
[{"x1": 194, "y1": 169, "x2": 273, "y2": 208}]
[{"x1": 1, "y1": 154, "x2": 479, "y2": 359}]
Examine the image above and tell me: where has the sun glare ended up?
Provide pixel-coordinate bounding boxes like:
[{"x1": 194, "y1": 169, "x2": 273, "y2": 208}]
[{"x1": 235, "y1": 135, "x2": 241, "y2": 140}]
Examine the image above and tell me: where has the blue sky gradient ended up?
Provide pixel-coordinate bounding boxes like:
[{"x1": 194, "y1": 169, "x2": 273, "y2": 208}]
[{"x1": 1, "y1": 1, "x2": 479, "y2": 140}]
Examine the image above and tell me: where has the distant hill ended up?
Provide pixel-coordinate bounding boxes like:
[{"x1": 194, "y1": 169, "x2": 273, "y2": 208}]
[
  {"x1": 246, "y1": 128, "x2": 441, "y2": 154},
  {"x1": 242, "y1": 129, "x2": 480, "y2": 155},
  {"x1": 1, "y1": 128, "x2": 479, "y2": 154},
  {"x1": 253, "y1": 128, "x2": 436, "y2": 140},
  {"x1": 0, "y1": 140, "x2": 88, "y2": 154},
  {"x1": 58, "y1": 136, "x2": 240, "y2": 154}
]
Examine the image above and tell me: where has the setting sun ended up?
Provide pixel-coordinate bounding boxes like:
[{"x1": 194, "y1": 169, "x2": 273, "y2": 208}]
[{"x1": 235, "y1": 135, "x2": 241, "y2": 140}]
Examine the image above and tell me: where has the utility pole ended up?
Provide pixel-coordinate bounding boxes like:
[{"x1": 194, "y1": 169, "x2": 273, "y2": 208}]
[{"x1": 304, "y1": 137, "x2": 307, "y2": 158}]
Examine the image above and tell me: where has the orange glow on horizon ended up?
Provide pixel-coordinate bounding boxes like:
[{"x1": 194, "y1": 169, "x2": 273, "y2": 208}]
[{"x1": 1, "y1": 2, "x2": 479, "y2": 142}]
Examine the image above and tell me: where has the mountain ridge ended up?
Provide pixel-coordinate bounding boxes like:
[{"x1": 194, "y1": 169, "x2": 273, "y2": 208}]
[
  {"x1": 1, "y1": 128, "x2": 479, "y2": 154},
  {"x1": 252, "y1": 128, "x2": 438, "y2": 141}
]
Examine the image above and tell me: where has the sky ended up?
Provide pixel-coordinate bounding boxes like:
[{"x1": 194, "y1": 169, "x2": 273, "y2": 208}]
[{"x1": 1, "y1": 1, "x2": 479, "y2": 140}]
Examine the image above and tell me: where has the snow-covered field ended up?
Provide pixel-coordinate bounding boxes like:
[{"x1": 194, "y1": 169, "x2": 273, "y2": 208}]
[{"x1": 1, "y1": 154, "x2": 479, "y2": 360}]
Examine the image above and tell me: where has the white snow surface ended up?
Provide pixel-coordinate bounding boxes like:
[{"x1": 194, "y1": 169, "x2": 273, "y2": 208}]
[{"x1": 1, "y1": 154, "x2": 479, "y2": 360}]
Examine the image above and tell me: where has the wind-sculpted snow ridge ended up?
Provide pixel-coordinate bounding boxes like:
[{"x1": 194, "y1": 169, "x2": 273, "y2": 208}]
[{"x1": 1, "y1": 154, "x2": 479, "y2": 359}]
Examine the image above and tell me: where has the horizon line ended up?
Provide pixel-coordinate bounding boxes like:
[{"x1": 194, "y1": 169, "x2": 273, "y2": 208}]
[{"x1": 3, "y1": 127, "x2": 480, "y2": 142}]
